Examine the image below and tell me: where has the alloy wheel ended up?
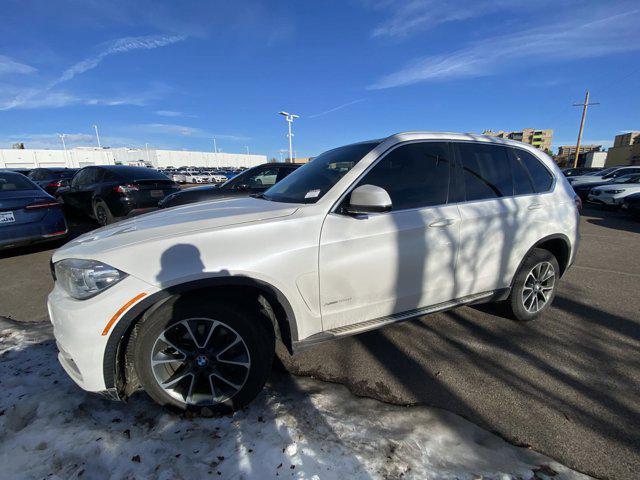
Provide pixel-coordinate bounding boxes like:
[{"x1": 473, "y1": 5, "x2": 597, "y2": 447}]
[
  {"x1": 521, "y1": 261, "x2": 555, "y2": 314},
  {"x1": 150, "y1": 318, "x2": 251, "y2": 406},
  {"x1": 96, "y1": 205, "x2": 108, "y2": 226}
]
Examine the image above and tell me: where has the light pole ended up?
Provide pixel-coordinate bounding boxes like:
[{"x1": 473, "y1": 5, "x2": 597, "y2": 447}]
[
  {"x1": 145, "y1": 143, "x2": 151, "y2": 166},
  {"x1": 279, "y1": 111, "x2": 299, "y2": 162},
  {"x1": 93, "y1": 124, "x2": 101, "y2": 148},
  {"x1": 59, "y1": 134, "x2": 69, "y2": 166},
  {"x1": 213, "y1": 138, "x2": 219, "y2": 168}
]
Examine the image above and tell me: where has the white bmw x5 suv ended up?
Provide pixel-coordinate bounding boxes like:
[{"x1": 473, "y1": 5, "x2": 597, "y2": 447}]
[{"x1": 48, "y1": 132, "x2": 579, "y2": 413}]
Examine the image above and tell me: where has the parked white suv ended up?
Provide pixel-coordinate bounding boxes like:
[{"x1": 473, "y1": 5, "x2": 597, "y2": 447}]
[{"x1": 48, "y1": 132, "x2": 579, "y2": 413}]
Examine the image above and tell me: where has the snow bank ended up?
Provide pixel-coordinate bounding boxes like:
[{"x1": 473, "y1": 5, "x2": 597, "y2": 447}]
[{"x1": 0, "y1": 318, "x2": 591, "y2": 479}]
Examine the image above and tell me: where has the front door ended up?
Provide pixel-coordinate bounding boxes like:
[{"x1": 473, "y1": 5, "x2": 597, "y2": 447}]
[{"x1": 319, "y1": 141, "x2": 461, "y2": 331}]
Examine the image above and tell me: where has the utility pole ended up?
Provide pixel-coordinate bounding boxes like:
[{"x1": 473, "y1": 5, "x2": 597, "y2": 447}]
[
  {"x1": 572, "y1": 90, "x2": 599, "y2": 168},
  {"x1": 93, "y1": 124, "x2": 101, "y2": 148}
]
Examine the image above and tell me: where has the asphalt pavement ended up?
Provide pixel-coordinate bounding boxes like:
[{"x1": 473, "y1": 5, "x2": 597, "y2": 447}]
[{"x1": 1, "y1": 206, "x2": 639, "y2": 480}]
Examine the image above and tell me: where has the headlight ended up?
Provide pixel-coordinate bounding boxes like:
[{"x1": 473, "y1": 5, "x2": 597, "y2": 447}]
[
  {"x1": 54, "y1": 259, "x2": 127, "y2": 300},
  {"x1": 604, "y1": 189, "x2": 624, "y2": 194}
]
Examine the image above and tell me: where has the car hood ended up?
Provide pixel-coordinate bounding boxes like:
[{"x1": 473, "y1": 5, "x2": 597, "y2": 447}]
[{"x1": 53, "y1": 196, "x2": 298, "y2": 261}]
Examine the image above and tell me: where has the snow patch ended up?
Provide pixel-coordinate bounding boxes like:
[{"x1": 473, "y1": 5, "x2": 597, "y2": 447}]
[{"x1": 0, "y1": 318, "x2": 592, "y2": 479}]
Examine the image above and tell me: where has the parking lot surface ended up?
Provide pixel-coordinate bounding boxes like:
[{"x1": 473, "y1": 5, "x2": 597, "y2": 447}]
[{"x1": 1, "y1": 207, "x2": 638, "y2": 480}]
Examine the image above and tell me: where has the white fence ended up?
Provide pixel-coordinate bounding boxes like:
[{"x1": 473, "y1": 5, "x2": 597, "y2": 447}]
[{"x1": 0, "y1": 148, "x2": 266, "y2": 170}]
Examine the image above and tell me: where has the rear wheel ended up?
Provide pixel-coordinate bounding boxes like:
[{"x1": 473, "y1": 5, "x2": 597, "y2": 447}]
[
  {"x1": 93, "y1": 199, "x2": 114, "y2": 226},
  {"x1": 133, "y1": 295, "x2": 274, "y2": 414},
  {"x1": 506, "y1": 248, "x2": 559, "y2": 322}
]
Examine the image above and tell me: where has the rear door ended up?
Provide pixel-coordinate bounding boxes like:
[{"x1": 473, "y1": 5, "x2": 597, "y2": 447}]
[
  {"x1": 319, "y1": 141, "x2": 461, "y2": 330},
  {"x1": 453, "y1": 142, "x2": 519, "y2": 297}
]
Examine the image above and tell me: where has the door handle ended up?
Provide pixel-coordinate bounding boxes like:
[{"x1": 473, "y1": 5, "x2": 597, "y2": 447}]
[
  {"x1": 528, "y1": 203, "x2": 544, "y2": 210},
  {"x1": 429, "y1": 218, "x2": 457, "y2": 228}
]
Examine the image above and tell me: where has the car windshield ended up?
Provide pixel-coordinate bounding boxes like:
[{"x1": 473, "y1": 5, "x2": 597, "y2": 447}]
[
  {"x1": 0, "y1": 172, "x2": 38, "y2": 191},
  {"x1": 263, "y1": 141, "x2": 380, "y2": 203}
]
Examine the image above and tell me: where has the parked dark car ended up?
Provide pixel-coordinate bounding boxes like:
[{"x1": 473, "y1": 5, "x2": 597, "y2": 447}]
[
  {"x1": 159, "y1": 163, "x2": 303, "y2": 208},
  {"x1": 28, "y1": 167, "x2": 78, "y2": 195},
  {"x1": 561, "y1": 167, "x2": 602, "y2": 177},
  {"x1": 572, "y1": 173, "x2": 640, "y2": 202},
  {"x1": 0, "y1": 170, "x2": 67, "y2": 250},
  {"x1": 622, "y1": 192, "x2": 640, "y2": 219},
  {"x1": 58, "y1": 165, "x2": 180, "y2": 225}
]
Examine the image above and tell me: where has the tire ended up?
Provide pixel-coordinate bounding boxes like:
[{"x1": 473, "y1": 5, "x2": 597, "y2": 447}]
[
  {"x1": 505, "y1": 248, "x2": 560, "y2": 322},
  {"x1": 93, "y1": 199, "x2": 114, "y2": 226},
  {"x1": 133, "y1": 294, "x2": 275, "y2": 415}
]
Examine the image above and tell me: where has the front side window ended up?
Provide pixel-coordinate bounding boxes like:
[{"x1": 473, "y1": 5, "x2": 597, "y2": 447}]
[
  {"x1": 71, "y1": 168, "x2": 91, "y2": 187},
  {"x1": 264, "y1": 141, "x2": 379, "y2": 203},
  {"x1": 457, "y1": 143, "x2": 512, "y2": 201},
  {"x1": 512, "y1": 149, "x2": 553, "y2": 192},
  {"x1": 354, "y1": 141, "x2": 451, "y2": 210}
]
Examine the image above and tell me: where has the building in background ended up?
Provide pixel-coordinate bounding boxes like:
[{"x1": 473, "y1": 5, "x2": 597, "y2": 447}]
[
  {"x1": 605, "y1": 131, "x2": 640, "y2": 166},
  {"x1": 0, "y1": 147, "x2": 266, "y2": 170},
  {"x1": 555, "y1": 144, "x2": 602, "y2": 167},
  {"x1": 580, "y1": 151, "x2": 607, "y2": 168},
  {"x1": 483, "y1": 128, "x2": 553, "y2": 153}
]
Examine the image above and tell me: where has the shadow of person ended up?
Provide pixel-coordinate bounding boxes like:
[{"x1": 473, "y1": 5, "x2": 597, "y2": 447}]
[{"x1": 156, "y1": 243, "x2": 206, "y2": 288}]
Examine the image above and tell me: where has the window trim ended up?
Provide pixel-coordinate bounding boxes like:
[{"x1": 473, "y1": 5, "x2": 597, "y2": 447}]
[{"x1": 330, "y1": 139, "x2": 456, "y2": 215}]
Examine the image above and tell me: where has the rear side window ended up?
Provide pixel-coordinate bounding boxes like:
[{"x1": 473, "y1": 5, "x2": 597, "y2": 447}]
[
  {"x1": 357, "y1": 141, "x2": 451, "y2": 210},
  {"x1": 510, "y1": 154, "x2": 535, "y2": 195},
  {"x1": 0, "y1": 172, "x2": 36, "y2": 191},
  {"x1": 511, "y1": 149, "x2": 553, "y2": 193},
  {"x1": 456, "y1": 143, "x2": 512, "y2": 201}
]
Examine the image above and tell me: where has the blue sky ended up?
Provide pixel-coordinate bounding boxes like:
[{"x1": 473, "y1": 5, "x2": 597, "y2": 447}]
[{"x1": 1, "y1": 0, "x2": 639, "y2": 159}]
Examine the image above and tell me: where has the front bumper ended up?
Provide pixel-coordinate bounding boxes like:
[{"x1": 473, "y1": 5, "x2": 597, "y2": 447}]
[{"x1": 48, "y1": 274, "x2": 159, "y2": 393}]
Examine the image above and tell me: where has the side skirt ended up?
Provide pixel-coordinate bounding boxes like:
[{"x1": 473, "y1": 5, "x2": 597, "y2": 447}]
[{"x1": 292, "y1": 288, "x2": 510, "y2": 353}]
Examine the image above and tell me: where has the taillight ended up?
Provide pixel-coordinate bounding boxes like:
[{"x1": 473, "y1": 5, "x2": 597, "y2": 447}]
[
  {"x1": 115, "y1": 184, "x2": 139, "y2": 193},
  {"x1": 26, "y1": 200, "x2": 61, "y2": 209},
  {"x1": 47, "y1": 181, "x2": 62, "y2": 188},
  {"x1": 574, "y1": 195, "x2": 582, "y2": 211}
]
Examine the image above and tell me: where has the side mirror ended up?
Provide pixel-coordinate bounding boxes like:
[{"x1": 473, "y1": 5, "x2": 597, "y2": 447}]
[
  {"x1": 346, "y1": 184, "x2": 392, "y2": 214},
  {"x1": 234, "y1": 183, "x2": 249, "y2": 191}
]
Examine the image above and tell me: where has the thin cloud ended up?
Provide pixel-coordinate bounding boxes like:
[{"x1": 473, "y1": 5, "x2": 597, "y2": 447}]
[
  {"x1": 307, "y1": 99, "x2": 366, "y2": 119},
  {"x1": 154, "y1": 110, "x2": 195, "y2": 118},
  {"x1": 369, "y1": 0, "x2": 529, "y2": 39},
  {"x1": 56, "y1": 35, "x2": 185, "y2": 86},
  {"x1": 1, "y1": 132, "x2": 140, "y2": 149},
  {"x1": 0, "y1": 55, "x2": 36, "y2": 75},
  {"x1": 2, "y1": 34, "x2": 185, "y2": 110},
  {"x1": 0, "y1": 84, "x2": 171, "y2": 111},
  {"x1": 136, "y1": 123, "x2": 249, "y2": 142},
  {"x1": 369, "y1": 7, "x2": 640, "y2": 89}
]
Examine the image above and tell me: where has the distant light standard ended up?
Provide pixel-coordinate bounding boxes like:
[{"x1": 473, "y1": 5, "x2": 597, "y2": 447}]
[
  {"x1": 93, "y1": 124, "x2": 101, "y2": 148},
  {"x1": 59, "y1": 134, "x2": 69, "y2": 166},
  {"x1": 145, "y1": 143, "x2": 151, "y2": 165},
  {"x1": 278, "y1": 111, "x2": 299, "y2": 161},
  {"x1": 213, "y1": 138, "x2": 219, "y2": 168}
]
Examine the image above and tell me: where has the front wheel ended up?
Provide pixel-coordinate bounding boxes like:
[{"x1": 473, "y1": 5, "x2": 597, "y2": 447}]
[
  {"x1": 133, "y1": 295, "x2": 274, "y2": 414},
  {"x1": 506, "y1": 248, "x2": 559, "y2": 322}
]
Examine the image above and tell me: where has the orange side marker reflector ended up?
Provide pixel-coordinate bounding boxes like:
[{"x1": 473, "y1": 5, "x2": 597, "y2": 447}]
[{"x1": 101, "y1": 292, "x2": 147, "y2": 336}]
